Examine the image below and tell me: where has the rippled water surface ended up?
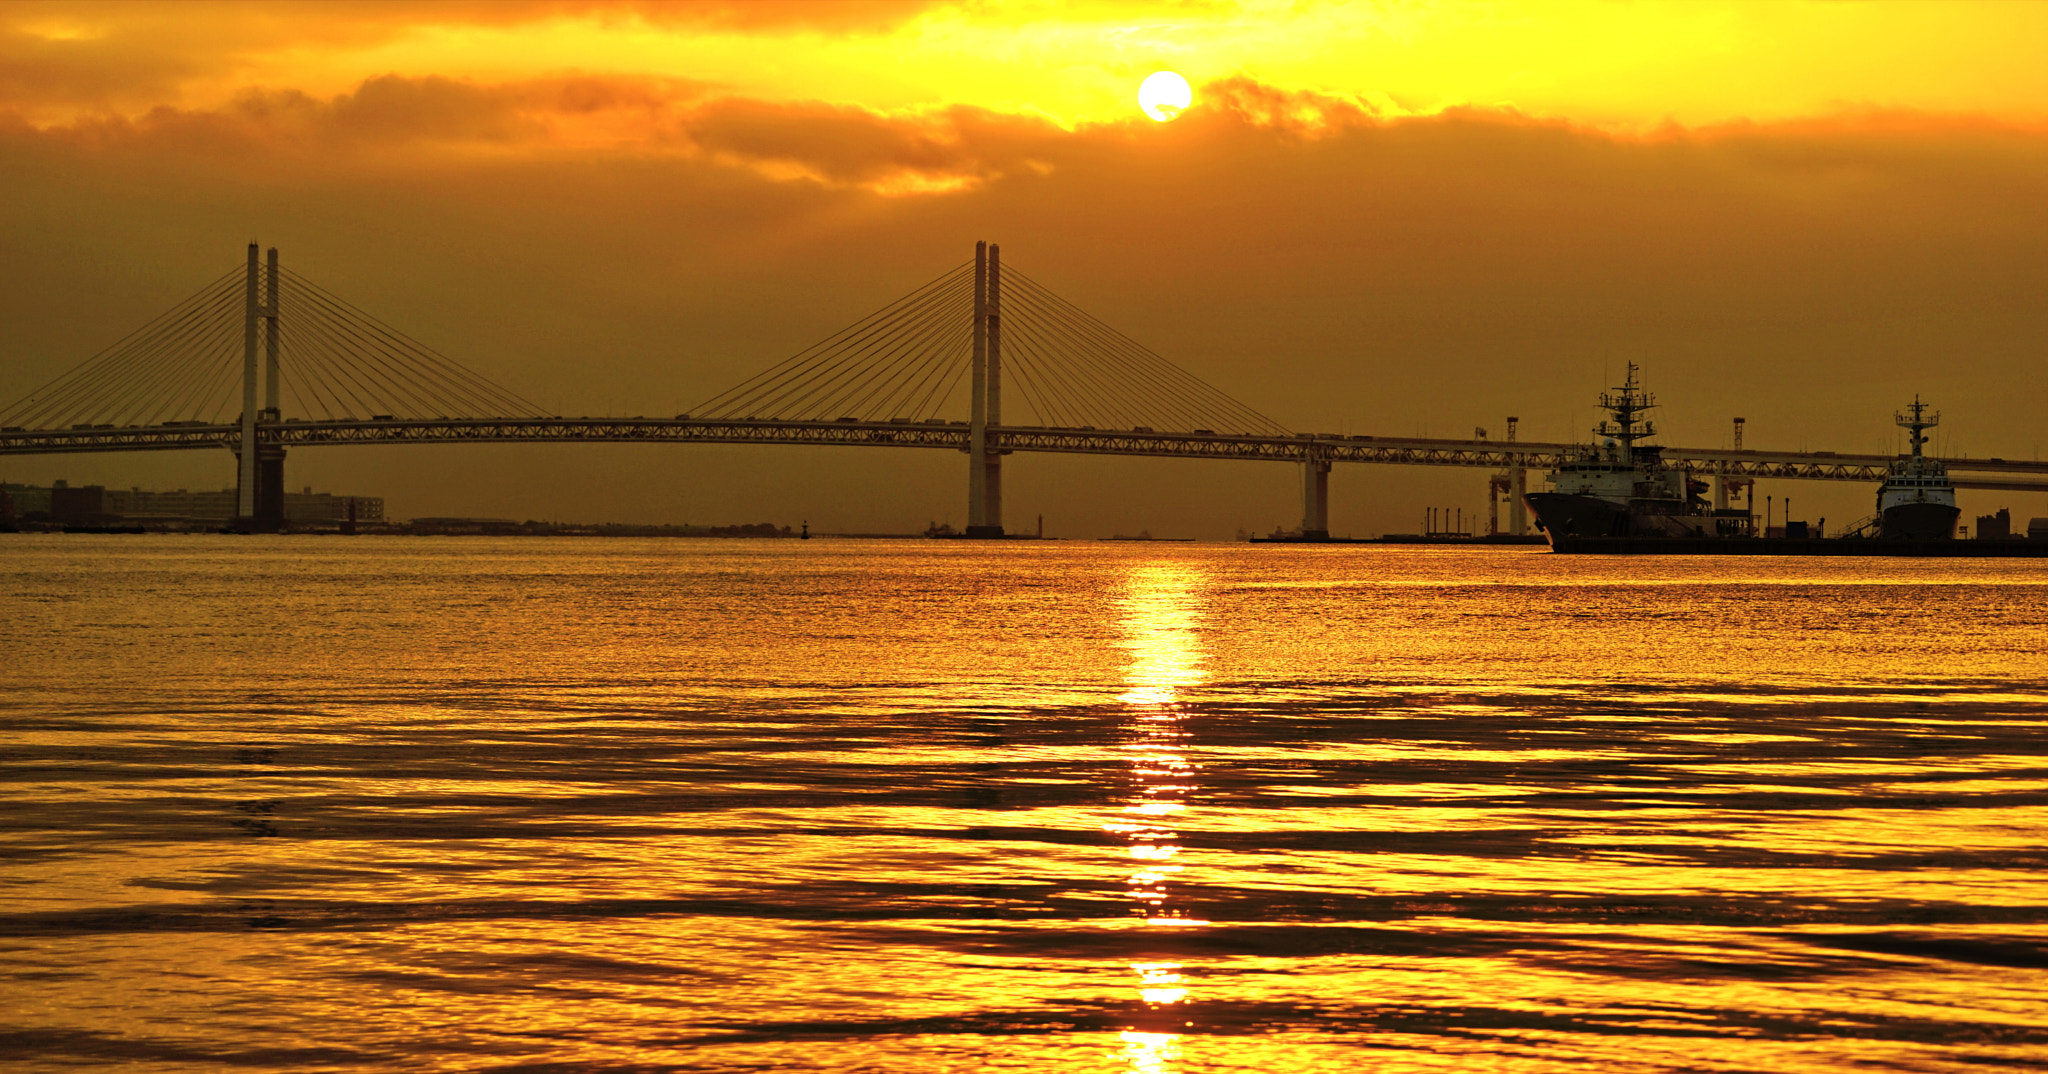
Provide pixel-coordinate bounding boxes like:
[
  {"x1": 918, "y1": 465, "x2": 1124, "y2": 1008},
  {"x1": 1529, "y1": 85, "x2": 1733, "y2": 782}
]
[{"x1": 4, "y1": 535, "x2": 2047, "y2": 1072}]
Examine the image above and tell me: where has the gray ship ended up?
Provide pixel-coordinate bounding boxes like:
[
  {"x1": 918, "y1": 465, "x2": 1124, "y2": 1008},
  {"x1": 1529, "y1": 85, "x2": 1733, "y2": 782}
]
[{"x1": 1523, "y1": 364, "x2": 1750, "y2": 544}]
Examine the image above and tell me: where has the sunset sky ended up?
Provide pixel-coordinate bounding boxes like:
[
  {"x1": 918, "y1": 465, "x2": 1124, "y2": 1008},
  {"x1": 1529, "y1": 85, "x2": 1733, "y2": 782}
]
[{"x1": 4, "y1": 0, "x2": 2046, "y2": 535}]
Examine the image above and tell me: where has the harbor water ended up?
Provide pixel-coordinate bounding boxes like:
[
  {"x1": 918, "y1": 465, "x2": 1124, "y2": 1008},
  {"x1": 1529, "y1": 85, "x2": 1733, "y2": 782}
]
[{"x1": 4, "y1": 536, "x2": 2046, "y2": 1072}]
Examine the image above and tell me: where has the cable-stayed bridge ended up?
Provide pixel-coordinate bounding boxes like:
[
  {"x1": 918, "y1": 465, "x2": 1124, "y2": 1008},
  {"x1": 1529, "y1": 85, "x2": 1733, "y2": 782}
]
[{"x1": 4, "y1": 243, "x2": 2045, "y2": 534}]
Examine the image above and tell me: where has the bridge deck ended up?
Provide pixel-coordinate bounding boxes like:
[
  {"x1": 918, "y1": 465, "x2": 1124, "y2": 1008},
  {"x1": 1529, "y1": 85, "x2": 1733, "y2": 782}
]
[{"x1": 5, "y1": 417, "x2": 2045, "y2": 488}]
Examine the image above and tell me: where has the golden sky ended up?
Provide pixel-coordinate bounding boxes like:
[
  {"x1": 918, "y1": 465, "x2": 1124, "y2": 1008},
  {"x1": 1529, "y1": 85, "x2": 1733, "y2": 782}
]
[
  {"x1": 3, "y1": 1, "x2": 2046, "y2": 534},
  {"x1": 12, "y1": 1, "x2": 2048, "y2": 137}
]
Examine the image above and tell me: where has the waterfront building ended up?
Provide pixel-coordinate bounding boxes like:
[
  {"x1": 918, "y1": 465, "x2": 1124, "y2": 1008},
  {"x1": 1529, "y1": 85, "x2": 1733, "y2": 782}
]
[{"x1": 2, "y1": 482, "x2": 383, "y2": 524}]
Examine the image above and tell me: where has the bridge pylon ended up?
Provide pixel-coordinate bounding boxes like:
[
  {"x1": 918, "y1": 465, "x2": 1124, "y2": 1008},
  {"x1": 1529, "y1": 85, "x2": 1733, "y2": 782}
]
[
  {"x1": 965, "y1": 240, "x2": 1005, "y2": 537},
  {"x1": 235, "y1": 243, "x2": 287, "y2": 532}
]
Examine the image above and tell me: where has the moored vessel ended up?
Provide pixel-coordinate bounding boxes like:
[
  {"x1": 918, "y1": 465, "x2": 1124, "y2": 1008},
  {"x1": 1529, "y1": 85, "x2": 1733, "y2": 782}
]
[
  {"x1": 1875, "y1": 398, "x2": 1959, "y2": 539},
  {"x1": 1522, "y1": 364, "x2": 1747, "y2": 544}
]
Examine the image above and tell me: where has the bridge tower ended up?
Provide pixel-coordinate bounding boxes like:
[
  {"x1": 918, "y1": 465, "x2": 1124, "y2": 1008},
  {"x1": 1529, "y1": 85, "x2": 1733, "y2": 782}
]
[
  {"x1": 234, "y1": 242, "x2": 285, "y2": 531},
  {"x1": 966, "y1": 241, "x2": 1006, "y2": 537},
  {"x1": 258, "y1": 247, "x2": 286, "y2": 529},
  {"x1": 235, "y1": 243, "x2": 259, "y2": 523}
]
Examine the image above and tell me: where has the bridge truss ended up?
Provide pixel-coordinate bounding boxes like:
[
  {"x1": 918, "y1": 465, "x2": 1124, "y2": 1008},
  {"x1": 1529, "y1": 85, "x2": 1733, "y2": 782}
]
[{"x1": 5, "y1": 416, "x2": 2041, "y2": 493}]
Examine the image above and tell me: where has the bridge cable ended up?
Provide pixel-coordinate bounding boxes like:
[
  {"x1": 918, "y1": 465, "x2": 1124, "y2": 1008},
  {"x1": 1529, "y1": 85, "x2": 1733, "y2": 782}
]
[
  {"x1": 694, "y1": 262, "x2": 972, "y2": 421},
  {"x1": 278, "y1": 268, "x2": 548, "y2": 420},
  {"x1": 728, "y1": 265, "x2": 970, "y2": 420},
  {"x1": 0, "y1": 268, "x2": 244, "y2": 430},
  {"x1": 1005, "y1": 269, "x2": 1287, "y2": 435}
]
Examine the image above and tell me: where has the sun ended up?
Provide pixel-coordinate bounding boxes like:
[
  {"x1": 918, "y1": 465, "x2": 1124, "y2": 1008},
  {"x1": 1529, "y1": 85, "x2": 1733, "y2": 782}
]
[{"x1": 1138, "y1": 71, "x2": 1192, "y2": 122}]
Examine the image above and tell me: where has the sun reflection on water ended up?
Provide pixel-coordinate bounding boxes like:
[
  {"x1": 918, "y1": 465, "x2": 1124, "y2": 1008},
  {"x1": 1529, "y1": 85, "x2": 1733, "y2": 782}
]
[
  {"x1": 1119, "y1": 1029, "x2": 1184, "y2": 1074},
  {"x1": 1107, "y1": 562, "x2": 1210, "y2": 1070}
]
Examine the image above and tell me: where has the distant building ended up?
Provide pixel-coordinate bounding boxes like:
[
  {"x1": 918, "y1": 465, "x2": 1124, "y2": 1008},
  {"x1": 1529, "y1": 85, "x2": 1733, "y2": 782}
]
[
  {"x1": 2031, "y1": 518, "x2": 2048, "y2": 541},
  {"x1": 6, "y1": 481, "x2": 382, "y2": 524},
  {"x1": 1, "y1": 483, "x2": 51, "y2": 516},
  {"x1": 50, "y1": 482, "x2": 108, "y2": 523},
  {"x1": 1976, "y1": 509, "x2": 2012, "y2": 540},
  {"x1": 102, "y1": 487, "x2": 236, "y2": 520},
  {"x1": 281, "y1": 487, "x2": 385, "y2": 524}
]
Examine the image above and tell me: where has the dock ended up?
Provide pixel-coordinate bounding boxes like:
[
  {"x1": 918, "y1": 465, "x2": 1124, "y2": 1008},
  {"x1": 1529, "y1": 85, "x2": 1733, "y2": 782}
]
[{"x1": 1550, "y1": 536, "x2": 2048, "y2": 557}]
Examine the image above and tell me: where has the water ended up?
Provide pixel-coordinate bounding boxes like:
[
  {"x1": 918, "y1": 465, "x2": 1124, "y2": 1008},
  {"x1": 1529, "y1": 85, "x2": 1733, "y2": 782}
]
[{"x1": 4, "y1": 536, "x2": 2047, "y2": 1072}]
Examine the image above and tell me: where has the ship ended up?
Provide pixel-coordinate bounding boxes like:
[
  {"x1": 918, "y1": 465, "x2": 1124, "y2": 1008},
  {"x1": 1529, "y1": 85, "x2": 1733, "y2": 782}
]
[
  {"x1": 1875, "y1": 398, "x2": 1958, "y2": 539},
  {"x1": 1523, "y1": 364, "x2": 1749, "y2": 544}
]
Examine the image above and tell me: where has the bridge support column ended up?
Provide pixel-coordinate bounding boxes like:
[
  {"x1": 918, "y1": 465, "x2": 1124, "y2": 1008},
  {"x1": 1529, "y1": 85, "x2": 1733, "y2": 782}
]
[
  {"x1": 1300, "y1": 458, "x2": 1330, "y2": 540},
  {"x1": 1505, "y1": 418, "x2": 1528, "y2": 536},
  {"x1": 981, "y1": 453, "x2": 1002, "y2": 536},
  {"x1": 235, "y1": 242, "x2": 260, "y2": 525},
  {"x1": 257, "y1": 445, "x2": 287, "y2": 527},
  {"x1": 965, "y1": 240, "x2": 1005, "y2": 538},
  {"x1": 966, "y1": 241, "x2": 988, "y2": 532},
  {"x1": 1509, "y1": 468, "x2": 1528, "y2": 535},
  {"x1": 255, "y1": 247, "x2": 286, "y2": 530}
]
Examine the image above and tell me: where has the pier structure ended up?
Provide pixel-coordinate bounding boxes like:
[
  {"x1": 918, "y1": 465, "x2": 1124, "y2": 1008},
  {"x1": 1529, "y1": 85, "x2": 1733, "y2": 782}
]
[
  {"x1": 1713, "y1": 417, "x2": 1754, "y2": 514},
  {"x1": 231, "y1": 243, "x2": 286, "y2": 530},
  {"x1": 6, "y1": 241, "x2": 2048, "y2": 531},
  {"x1": 1481, "y1": 423, "x2": 1526, "y2": 538},
  {"x1": 1506, "y1": 417, "x2": 1527, "y2": 536},
  {"x1": 965, "y1": 241, "x2": 1006, "y2": 537},
  {"x1": 1300, "y1": 454, "x2": 1331, "y2": 540}
]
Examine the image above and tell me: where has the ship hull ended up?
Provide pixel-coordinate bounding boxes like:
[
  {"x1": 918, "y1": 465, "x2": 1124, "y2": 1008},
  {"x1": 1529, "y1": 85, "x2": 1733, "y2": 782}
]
[
  {"x1": 1524, "y1": 493, "x2": 1718, "y2": 545},
  {"x1": 1523, "y1": 492, "x2": 1628, "y2": 541},
  {"x1": 1879, "y1": 501, "x2": 1959, "y2": 540}
]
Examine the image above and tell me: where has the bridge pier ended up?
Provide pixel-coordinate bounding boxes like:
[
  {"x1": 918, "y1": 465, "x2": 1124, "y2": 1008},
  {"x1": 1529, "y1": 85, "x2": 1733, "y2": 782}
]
[
  {"x1": 1300, "y1": 458, "x2": 1330, "y2": 540},
  {"x1": 257, "y1": 247, "x2": 285, "y2": 529},
  {"x1": 235, "y1": 243, "x2": 261, "y2": 525},
  {"x1": 1509, "y1": 467, "x2": 1528, "y2": 535},
  {"x1": 234, "y1": 244, "x2": 286, "y2": 531},
  {"x1": 256, "y1": 444, "x2": 286, "y2": 527},
  {"x1": 965, "y1": 240, "x2": 1005, "y2": 538},
  {"x1": 1505, "y1": 418, "x2": 1528, "y2": 536}
]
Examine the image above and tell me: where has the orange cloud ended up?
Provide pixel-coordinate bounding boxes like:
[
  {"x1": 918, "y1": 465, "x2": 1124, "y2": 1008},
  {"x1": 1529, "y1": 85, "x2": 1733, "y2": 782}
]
[
  {"x1": 1199, "y1": 76, "x2": 1392, "y2": 135},
  {"x1": 18, "y1": 72, "x2": 1079, "y2": 195}
]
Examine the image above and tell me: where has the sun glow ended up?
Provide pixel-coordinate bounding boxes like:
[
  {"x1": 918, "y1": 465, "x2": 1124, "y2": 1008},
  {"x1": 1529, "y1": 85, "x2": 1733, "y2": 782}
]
[
  {"x1": 1138, "y1": 71, "x2": 1192, "y2": 122},
  {"x1": 8, "y1": 3, "x2": 2048, "y2": 135}
]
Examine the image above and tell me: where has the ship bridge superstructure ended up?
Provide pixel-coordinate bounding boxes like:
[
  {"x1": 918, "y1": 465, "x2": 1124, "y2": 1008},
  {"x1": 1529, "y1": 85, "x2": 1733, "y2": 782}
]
[{"x1": 1547, "y1": 363, "x2": 1686, "y2": 506}]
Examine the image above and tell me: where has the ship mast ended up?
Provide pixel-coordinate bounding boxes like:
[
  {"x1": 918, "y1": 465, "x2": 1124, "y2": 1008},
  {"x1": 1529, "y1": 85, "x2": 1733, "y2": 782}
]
[
  {"x1": 1596, "y1": 362, "x2": 1657, "y2": 458},
  {"x1": 1895, "y1": 396, "x2": 1938, "y2": 459}
]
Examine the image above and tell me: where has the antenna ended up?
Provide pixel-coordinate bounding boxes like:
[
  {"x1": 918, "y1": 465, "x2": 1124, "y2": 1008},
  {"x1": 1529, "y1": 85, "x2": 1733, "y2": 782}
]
[
  {"x1": 1895, "y1": 395, "x2": 1938, "y2": 458},
  {"x1": 1594, "y1": 362, "x2": 1656, "y2": 448}
]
